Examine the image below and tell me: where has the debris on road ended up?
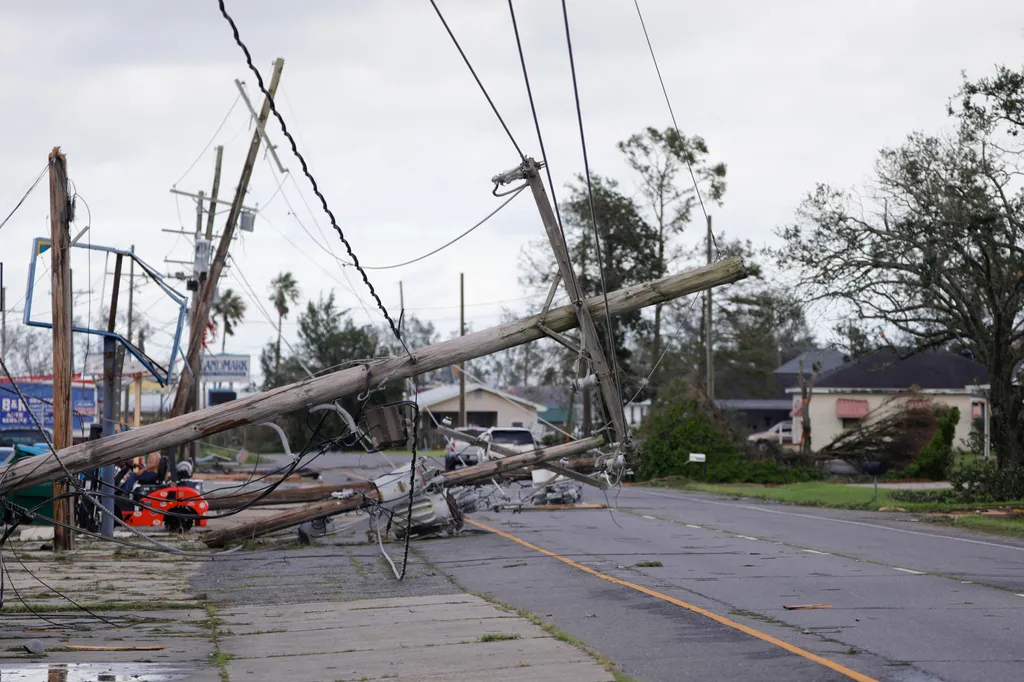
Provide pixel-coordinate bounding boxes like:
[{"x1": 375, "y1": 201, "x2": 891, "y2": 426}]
[{"x1": 782, "y1": 604, "x2": 832, "y2": 610}]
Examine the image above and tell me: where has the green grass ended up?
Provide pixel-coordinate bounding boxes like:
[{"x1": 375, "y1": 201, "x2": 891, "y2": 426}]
[
  {"x1": 928, "y1": 514, "x2": 1024, "y2": 539},
  {"x1": 650, "y1": 480, "x2": 1024, "y2": 514},
  {"x1": 479, "y1": 633, "x2": 522, "y2": 643}
]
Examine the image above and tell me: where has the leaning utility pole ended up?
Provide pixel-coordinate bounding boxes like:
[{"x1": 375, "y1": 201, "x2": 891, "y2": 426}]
[
  {"x1": 48, "y1": 147, "x2": 75, "y2": 551},
  {"x1": 705, "y1": 215, "x2": 714, "y2": 400},
  {"x1": 504, "y1": 158, "x2": 629, "y2": 447},
  {"x1": 0, "y1": 258, "x2": 746, "y2": 495},
  {"x1": 1, "y1": 262, "x2": 6, "y2": 357},
  {"x1": 122, "y1": 244, "x2": 135, "y2": 426},
  {"x1": 170, "y1": 59, "x2": 284, "y2": 442},
  {"x1": 100, "y1": 253, "x2": 125, "y2": 539},
  {"x1": 459, "y1": 272, "x2": 466, "y2": 428}
]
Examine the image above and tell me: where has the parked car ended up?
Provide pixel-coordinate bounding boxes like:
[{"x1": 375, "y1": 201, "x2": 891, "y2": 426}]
[
  {"x1": 747, "y1": 421, "x2": 795, "y2": 453},
  {"x1": 482, "y1": 427, "x2": 537, "y2": 456},
  {"x1": 444, "y1": 426, "x2": 487, "y2": 471}
]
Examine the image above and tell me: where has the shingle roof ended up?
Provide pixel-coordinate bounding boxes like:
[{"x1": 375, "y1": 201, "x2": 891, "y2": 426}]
[
  {"x1": 773, "y1": 349, "x2": 847, "y2": 375},
  {"x1": 812, "y1": 348, "x2": 989, "y2": 390}
]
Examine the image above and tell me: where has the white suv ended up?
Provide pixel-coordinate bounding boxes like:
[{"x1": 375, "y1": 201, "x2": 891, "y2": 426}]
[{"x1": 481, "y1": 427, "x2": 537, "y2": 457}]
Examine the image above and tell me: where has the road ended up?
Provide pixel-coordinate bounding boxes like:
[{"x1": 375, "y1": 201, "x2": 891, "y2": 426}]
[{"x1": 258, "y1": 455, "x2": 1024, "y2": 682}]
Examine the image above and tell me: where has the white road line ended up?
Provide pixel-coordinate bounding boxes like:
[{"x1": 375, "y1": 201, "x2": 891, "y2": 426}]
[
  {"x1": 685, "y1": 524, "x2": 701, "y2": 529},
  {"x1": 634, "y1": 489, "x2": 1024, "y2": 553},
  {"x1": 803, "y1": 549, "x2": 830, "y2": 555},
  {"x1": 642, "y1": 515, "x2": 656, "y2": 520},
  {"x1": 737, "y1": 535, "x2": 758, "y2": 541},
  {"x1": 893, "y1": 567, "x2": 925, "y2": 575}
]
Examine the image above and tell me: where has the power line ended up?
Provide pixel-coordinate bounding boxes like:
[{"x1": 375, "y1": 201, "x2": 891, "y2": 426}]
[
  {"x1": 363, "y1": 186, "x2": 526, "y2": 270},
  {"x1": 427, "y1": 0, "x2": 525, "y2": 159},
  {"x1": 216, "y1": 0, "x2": 408, "y2": 355},
  {"x1": 560, "y1": 0, "x2": 628, "y2": 413},
  {"x1": 630, "y1": 0, "x2": 718, "y2": 255},
  {"x1": 172, "y1": 93, "x2": 242, "y2": 188},
  {"x1": 0, "y1": 165, "x2": 47, "y2": 233}
]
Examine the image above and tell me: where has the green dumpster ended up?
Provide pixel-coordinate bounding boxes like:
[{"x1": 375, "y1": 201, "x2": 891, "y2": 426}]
[{"x1": 1, "y1": 444, "x2": 55, "y2": 525}]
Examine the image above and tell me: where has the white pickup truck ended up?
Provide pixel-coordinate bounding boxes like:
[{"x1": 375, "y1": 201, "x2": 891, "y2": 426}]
[
  {"x1": 444, "y1": 427, "x2": 538, "y2": 471},
  {"x1": 747, "y1": 420, "x2": 796, "y2": 452}
]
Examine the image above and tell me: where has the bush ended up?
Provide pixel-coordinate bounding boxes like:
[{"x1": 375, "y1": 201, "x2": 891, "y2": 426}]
[
  {"x1": 948, "y1": 460, "x2": 1024, "y2": 503},
  {"x1": 903, "y1": 407, "x2": 959, "y2": 480},
  {"x1": 541, "y1": 433, "x2": 561, "y2": 447},
  {"x1": 636, "y1": 382, "x2": 819, "y2": 484}
]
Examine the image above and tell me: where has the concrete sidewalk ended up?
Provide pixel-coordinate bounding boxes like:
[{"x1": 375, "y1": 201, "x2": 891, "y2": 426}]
[{"x1": 0, "y1": 520, "x2": 617, "y2": 682}]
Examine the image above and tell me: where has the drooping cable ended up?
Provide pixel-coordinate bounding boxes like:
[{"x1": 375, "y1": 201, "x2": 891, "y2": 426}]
[
  {"x1": 0, "y1": 165, "x2": 47, "y2": 233},
  {"x1": 630, "y1": 0, "x2": 718, "y2": 254},
  {"x1": 216, "y1": 0, "x2": 409, "y2": 355},
  {"x1": 427, "y1": 0, "x2": 525, "y2": 160}
]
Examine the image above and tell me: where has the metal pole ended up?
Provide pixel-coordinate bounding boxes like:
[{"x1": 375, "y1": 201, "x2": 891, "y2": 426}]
[
  {"x1": 1, "y1": 261, "x2": 6, "y2": 358},
  {"x1": 100, "y1": 337, "x2": 117, "y2": 538}
]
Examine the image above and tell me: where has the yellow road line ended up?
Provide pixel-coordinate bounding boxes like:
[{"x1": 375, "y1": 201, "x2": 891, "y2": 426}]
[{"x1": 467, "y1": 518, "x2": 878, "y2": 682}]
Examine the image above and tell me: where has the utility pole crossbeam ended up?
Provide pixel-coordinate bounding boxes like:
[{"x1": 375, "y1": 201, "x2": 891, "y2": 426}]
[
  {"x1": 0, "y1": 258, "x2": 746, "y2": 496},
  {"x1": 48, "y1": 147, "x2": 75, "y2": 551},
  {"x1": 170, "y1": 59, "x2": 284, "y2": 452},
  {"x1": 510, "y1": 158, "x2": 629, "y2": 449}
]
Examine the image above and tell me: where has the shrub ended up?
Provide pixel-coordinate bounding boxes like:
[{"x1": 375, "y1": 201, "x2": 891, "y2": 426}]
[
  {"x1": 948, "y1": 459, "x2": 1024, "y2": 503},
  {"x1": 636, "y1": 382, "x2": 818, "y2": 484},
  {"x1": 903, "y1": 407, "x2": 959, "y2": 480},
  {"x1": 541, "y1": 433, "x2": 561, "y2": 447}
]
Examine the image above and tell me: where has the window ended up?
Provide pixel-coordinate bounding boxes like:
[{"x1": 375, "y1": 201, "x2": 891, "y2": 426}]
[
  {"x1": 489, "y1": 430, "x2": 535, "y2": 446},
  {"x1": 841, "y1": 417, "x2": 862, "y2": 430}
]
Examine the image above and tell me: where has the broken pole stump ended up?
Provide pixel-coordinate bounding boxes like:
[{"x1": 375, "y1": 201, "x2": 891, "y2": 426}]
[{"x1": 0, "y1": 258, "x2": 746, "y2": 496}]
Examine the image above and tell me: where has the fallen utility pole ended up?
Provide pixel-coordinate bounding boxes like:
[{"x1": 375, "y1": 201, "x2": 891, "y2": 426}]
[
  {"x1": 169, "y1": 59, "x2": 284, "y2": 437},
  {"x1": 203, "y1": 481, "x2": 375, "y2": 511},
  {"x1": 0, "y1": 257, "x2": 745, "y2": 495},
  {"x1": 48, "y1": 147, "x2": 75, "y2": 552},
  {"x1": 436, "y1": 425, "x2": 608, "y2": 490},
  {"x1": 202, "y1": 435, "x2": 604, "y2": 547}
]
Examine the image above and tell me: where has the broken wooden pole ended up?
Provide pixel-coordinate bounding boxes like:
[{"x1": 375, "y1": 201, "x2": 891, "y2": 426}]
[
  {"x1": 435, "y1": 424, "x2": 608, "y2": 489},
  {"x1": 202, "y1": 435, "x2": 604, "y2": 547},
  {"x1": 0, "y1": 258, "x2": 745, "y2": 495},
  {"x1": 202, "y1": 481, "x2": 375, "y2": 511}
]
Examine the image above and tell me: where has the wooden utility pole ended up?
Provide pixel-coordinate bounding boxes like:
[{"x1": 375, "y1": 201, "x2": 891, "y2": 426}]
[
  {"x1": 1, "y1": 262, "x2": 6, "y2": 358},
  {"x1": 48, "y1": 147, "x2": 75, "y2": 551},
  {"x1": 518, "y1": 158, "x2": 626, "y2": 444},
  {"x1": 706, "y1": 215, "x2": 714, "y2": 400},
  {"x1": 205, "y1": 146, "x2": 224, "y2": 241},
  {"x1": 459, "y1": 272, "x2": 466, "y2": 428},
  {"x1": 170, "y1": 59, "x2": 284, "y2": 437},
  {"x1": 122, "y1": 245, "x2": 135, "y2": 426},
  {"x1": 0, "y1": 258, "x2": 746, "y2": 495}
]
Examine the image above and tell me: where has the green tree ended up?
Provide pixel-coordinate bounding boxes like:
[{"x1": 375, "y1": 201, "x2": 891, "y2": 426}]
[
  {"x1": 212, "y1": 288, "x2": 247, "y2": 354},
  {"x1": 268, "y1": 272, "x2": 300, "y2": 377},
  {"x1": 778, "y1": 65, "x2": 1024, "y2": 466},
  {"x1": 618, "y1": 127, "x2": 727, "y2": 374}
]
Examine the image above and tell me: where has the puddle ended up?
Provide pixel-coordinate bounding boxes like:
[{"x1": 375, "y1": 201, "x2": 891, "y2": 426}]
[{"x1": 0, "y1": 663, "x2": 193, "y2": 681}]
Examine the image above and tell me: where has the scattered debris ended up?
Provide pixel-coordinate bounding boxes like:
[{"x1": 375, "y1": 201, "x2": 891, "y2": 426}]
[
  {"x1": 66, "y1": 645, "x2": 166, "y2": 652},
  {"x1": 634, "y1": 561, "x2": 664, "y2": 568},
  {"x1": 23, "y1": 639, "x2": 46, "y2": 655},
  {"x1": 783, "y1": 604, "x2": 832, "y2": 610}
]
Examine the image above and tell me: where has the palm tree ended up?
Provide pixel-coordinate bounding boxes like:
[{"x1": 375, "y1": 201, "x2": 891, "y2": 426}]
[
  {"x1": 212, "y1": 288, "x2": 247, "y2": 354},
  {"x1": 268, "y1": 272, "x2": 300, "y2": 375}
]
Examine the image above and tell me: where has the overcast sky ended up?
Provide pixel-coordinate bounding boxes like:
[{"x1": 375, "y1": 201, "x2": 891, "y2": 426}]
[{"x1": 1, "y1": 0, "x2": 1021, "y2": 386}]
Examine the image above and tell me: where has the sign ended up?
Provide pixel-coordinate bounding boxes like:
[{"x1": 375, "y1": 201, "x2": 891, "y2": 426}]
[
  {"x1": 0, "y1": 381, "x2": 97, "y2": 434},
  {"x1": 688, "y1": 453, "x2": 706, "y2": 463},
  {"x1": 201, "y1": 354, "x2": 250, "y2": 382}
]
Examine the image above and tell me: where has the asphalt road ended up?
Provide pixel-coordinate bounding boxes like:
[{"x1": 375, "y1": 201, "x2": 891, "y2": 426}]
[{"x1": 242, "y1": 455, "x2": 1024, "y2": 682}]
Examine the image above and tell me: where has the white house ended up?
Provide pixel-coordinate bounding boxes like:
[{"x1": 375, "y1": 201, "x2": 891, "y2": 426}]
[{"x1": 788, "y1": 349, "x2": 990, "y2": 452}]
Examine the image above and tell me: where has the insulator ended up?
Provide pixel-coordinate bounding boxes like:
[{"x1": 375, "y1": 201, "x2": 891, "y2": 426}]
[{"x1": 571, "y1": 374, "x2": 598, "y2": 392}]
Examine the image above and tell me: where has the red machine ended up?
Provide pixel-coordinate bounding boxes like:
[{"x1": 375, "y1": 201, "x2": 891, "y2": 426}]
[{"x1": 114, "y1": 458, "x2": 210, "y2": 532}]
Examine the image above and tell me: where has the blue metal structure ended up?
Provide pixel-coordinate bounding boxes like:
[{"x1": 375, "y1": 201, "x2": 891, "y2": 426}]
[{"x1": 23, "y1": 238, "x2": 188, "y2": 386}]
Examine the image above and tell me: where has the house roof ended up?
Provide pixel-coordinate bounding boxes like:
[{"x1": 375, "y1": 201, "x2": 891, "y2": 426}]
[
  {"x1": 773, "y1": 349, "x2": 847, "y2": 375},
  {"x1": 413, "y1": 383, "x2": 547, "y2": 410},
  {"x1": 809, "y1": 348, "x2": 989, "y2": 391},
  {"x1": 716, "y1": 399, "x2": 793, "y2": 411},
  {"x1": 505, "y1": 385, "x2": 571, "y2": 407}
]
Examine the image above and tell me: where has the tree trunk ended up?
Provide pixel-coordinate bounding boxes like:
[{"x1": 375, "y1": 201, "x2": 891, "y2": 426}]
[
  {"x1": 798, "y1": 360, "x2": 817, "y2": 459},
  {"x1": 988, "y1": 369, "x2": 1023, "y2": 468},
  {"x1": 274, "y1": 312, "x2": 283, "y2": 379},
  {"x1": 221, "y1": 320, "x2": 227, "y2": 354}
]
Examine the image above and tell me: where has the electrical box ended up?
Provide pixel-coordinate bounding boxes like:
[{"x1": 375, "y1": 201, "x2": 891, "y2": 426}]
[
  {"x1": 194, "y1": 239, "x2": 213, "y2": 275},
  {"x1": 239, "y1": 210, "x2": 256, "y2": 232},
  {"x1": 363, "y1": 403, "x2": 412, "y2": 451}
]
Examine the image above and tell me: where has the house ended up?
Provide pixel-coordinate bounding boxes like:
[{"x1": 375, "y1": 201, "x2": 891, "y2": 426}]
[
  {"x1": 716, "y1": 349, "x2": 847, "y2": 432},
  {"x1": 505, "y1": 385, "x2": 650, "y2": 436},
  {"x1": 788, "y1": 348, "x2": 990, "y2": 452},
  {"x1": 415, "y1": 383, "x2": 546, "y2": 430}
]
